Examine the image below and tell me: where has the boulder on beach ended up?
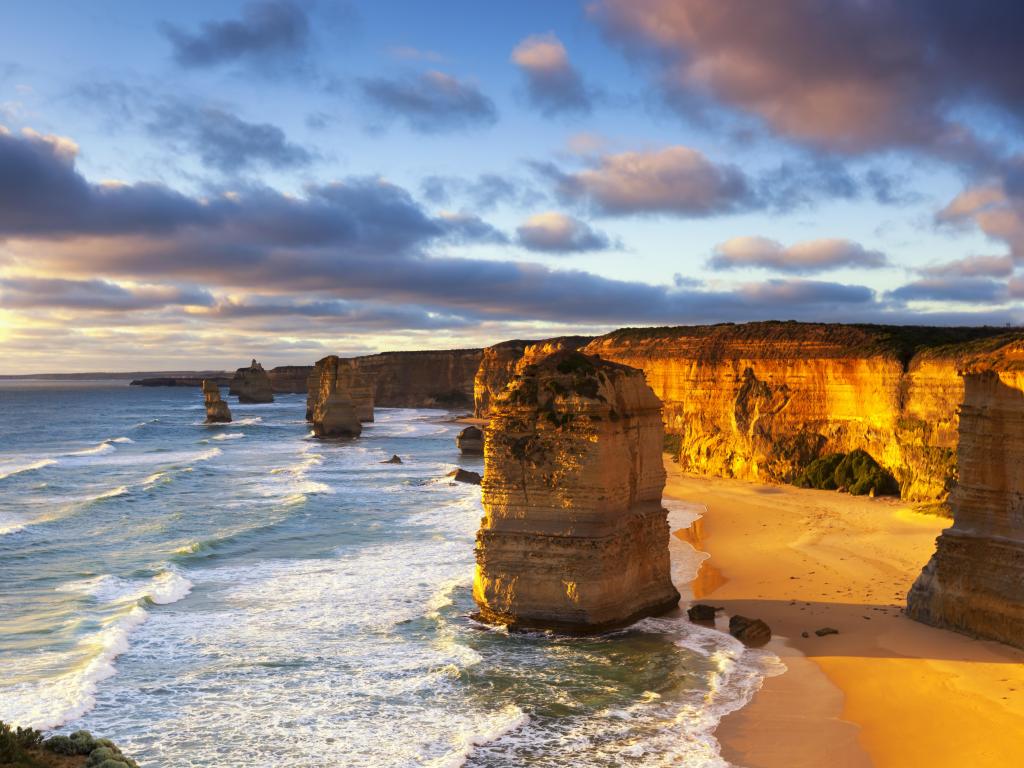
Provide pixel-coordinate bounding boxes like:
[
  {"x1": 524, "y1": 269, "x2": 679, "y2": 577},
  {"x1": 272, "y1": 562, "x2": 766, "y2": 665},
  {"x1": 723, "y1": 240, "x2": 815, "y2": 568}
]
[
  {"x1": 729, "y1": 615, "x2": 772, "y2": 646},
  {"x1": 687, "y1": 604, "x2": 722, "y2": 622},
  {"x1": 448, "y1": 468, "x2": 482, "y2": 485},
  {"x1": 230, "y1": 359, "x2": 274, "y2": 404},
  {"x1": 456, "y1": 425, "x2": 484, "y2": 455}
]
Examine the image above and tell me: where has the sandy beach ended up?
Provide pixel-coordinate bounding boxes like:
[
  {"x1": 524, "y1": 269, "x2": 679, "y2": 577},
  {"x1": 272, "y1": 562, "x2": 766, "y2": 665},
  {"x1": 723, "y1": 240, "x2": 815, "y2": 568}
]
[{"x1": 663, "y1": 460, "x2": 1024, "y2": 768}]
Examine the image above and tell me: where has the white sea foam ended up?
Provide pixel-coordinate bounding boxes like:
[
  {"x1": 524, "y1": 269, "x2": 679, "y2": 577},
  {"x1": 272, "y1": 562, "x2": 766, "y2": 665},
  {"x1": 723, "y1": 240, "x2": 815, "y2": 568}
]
[
  {"x1": 0, "y1": 513, "x2": 27, "y2": 536},
  {"x1": 110, "y1": 436, "x2": 134, "y2": 444},
  {"x1": 0, "y1": 457, "x2": 57, "y2": 481},
  {"x1": 212, "y1": 432, "x2": 245, "y2": 441},
  {"x1": 428, "y1": 705, "x2": 530, "y2": 768},
  {"x1": 67, "y1": 441, "x2": 116, "y2": 457},
  {"x1": 85, "y1": 485, "x2": 129, "y2": 503}
]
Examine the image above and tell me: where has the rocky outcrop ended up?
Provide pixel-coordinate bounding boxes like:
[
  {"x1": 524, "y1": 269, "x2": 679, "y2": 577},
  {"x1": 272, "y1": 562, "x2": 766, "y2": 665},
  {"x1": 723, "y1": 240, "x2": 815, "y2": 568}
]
[
  {"x1": 456, "y1": 425, "x2": 484, "y2": 454},
  {"x1": 474, "y1": 337, "x2": 591, "y2": 418},
  {"x1": 306, "y1": 356, "x2": 375, "y2": 423},
  {"x1": 578, "y1": 323, "x2": 1019, "y2": 505},
  {"x1": 356, "y1": 349, "x2": 482, "y2": 408},
  {"x1": 229, "y1": 360, "x2": 274, "y2": 403},
  {"x1": 473, "y1": 351, "x2": 680, "y2": 632},
  {"x1": 202, "y1": 380, "x2": 231, "y2": 423},
  {"x1": 268, "y1": 365, "x2": 313, "y2": 394},
  {"x1": 907, "y1": 340, "x2": 1024, "y2": 648}
]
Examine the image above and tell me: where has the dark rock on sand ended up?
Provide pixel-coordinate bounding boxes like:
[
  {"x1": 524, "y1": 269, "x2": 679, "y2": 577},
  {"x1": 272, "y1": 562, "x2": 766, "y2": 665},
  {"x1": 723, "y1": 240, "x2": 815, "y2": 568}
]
[
  {"x1": 456, "y1": 425, "x2": 484, "y2": 455},
  {"x1": 687, "y1": 604, "x2": 722, "y2": 622},
  {"x1": 382, "y1": 455, "x2": 403, "y2": 464},
  {"x1": 729, "y1": 615, "x2": 772, "y2": 646},
  {"x1": 448, "y1": 468, "x2": 482, "y2": 485},
  {"x1": 815, "y1": 627, "x2": 840, "y2": 637}
]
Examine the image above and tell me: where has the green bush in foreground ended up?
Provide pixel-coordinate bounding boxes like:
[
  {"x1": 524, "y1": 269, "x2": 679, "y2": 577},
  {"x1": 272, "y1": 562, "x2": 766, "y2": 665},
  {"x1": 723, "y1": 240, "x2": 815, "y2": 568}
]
[
  {"x1": 794, "y1": 449, "x2": 899, "y2": 496},
  {"x1": 0, "y1": 722, "x2": 138, "y2": 768}
]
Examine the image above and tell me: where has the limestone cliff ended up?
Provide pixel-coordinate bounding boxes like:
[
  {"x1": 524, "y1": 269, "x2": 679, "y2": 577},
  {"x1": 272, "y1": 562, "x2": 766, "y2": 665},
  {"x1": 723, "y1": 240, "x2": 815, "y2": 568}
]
[
  {"x1": 473, "y1": 351, "x2": 680, "y2": 632},
  {"x1": 474, "y1": 337, "x2": 590, "y2": 418},
  {"x1": 202, "y1": 380, "x2": 231, "y2": 423},
  {"x1": 907, "y1": 340, "x2": 1024, "y2": 648},
  {"x1": 268, "y1": 365, "x2": 313, "y2": 394},
  {"x1": 306, "y1": 356, "x2": 375, "y2": 423},
  {"x1": 229, "y1": 360, "x2": 274, "y2": 403},
  {"x1": 309, "y1": 359, "x2": 363, "y2": 438},
  {"x1": 356, "y1": 349, "x2": 482, "y2": 408}
]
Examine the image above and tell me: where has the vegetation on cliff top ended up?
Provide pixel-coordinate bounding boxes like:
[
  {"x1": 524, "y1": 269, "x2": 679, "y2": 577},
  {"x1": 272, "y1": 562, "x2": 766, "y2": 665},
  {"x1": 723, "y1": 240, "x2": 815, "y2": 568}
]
[
  {"x1": 795, "y1": 449, "x2": 899, "y2": 496},
  {"x1": 0, "y1": 723, "x2": 138, "y2": 768}
]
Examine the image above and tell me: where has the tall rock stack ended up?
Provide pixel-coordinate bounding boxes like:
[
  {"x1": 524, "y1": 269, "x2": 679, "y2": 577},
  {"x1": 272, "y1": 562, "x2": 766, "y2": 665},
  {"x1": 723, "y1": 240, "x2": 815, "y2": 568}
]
[
  {"x1": 230, "y1": 360, "x2": 275, "y2": 403},
  {"x1": 202, "y1": 380, "x2": 232, "y2": 423},
  {"x1": 907, "y1": 342, "x2": 1024, "y2": 648},
  {"x1": 473, "y1": 351, "x2": 680, "y2": 632},
  {"x1": 474, "y1": 337, "x2": 591, "y2": 418},
  {"x1": 306, "y1": 356, "x2": 375, "y2": 423}
]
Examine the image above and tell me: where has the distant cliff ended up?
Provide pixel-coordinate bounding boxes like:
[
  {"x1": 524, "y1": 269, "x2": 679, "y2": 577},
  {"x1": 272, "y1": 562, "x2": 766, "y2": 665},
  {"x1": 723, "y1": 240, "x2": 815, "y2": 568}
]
[
  {"x1": 474, "y1": 323, "x2": 1018, "y2": 504},
  {"x1": 268, "y1": 366, "x2": 312, "y2": 394},
  {"x1": 907, "y1": 339, "x2": 1024, "y2": 647},
  {"x1": 354, "y1": 349, "x2": 482, "y2": 408}
]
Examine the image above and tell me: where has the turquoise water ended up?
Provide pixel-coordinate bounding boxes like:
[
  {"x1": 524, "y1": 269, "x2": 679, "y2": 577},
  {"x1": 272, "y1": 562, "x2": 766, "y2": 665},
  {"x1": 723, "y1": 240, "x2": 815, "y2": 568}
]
[{"x1": 0, "y1": 381, "x2": 777, "y2": 767}]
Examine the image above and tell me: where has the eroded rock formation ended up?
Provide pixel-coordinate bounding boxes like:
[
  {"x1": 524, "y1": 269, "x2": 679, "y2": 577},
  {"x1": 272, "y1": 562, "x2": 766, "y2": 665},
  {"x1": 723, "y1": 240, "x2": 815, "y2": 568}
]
[
  {"x1": 230, "y1": 360, "x2": 274, "y2": 403},
  {"x1": 907, "y1": 341, "x2": 1024, "y2": 648},
  {"x1": 202, "y1": 380, "x2": 232, "y2": 423},
  {"x1": 306, "y1": 356, "x2": 375, "y2": 423},
  {"x1": 475, "y1": 323, "x2": 1016, "y2": 505},
  {"x1": 474, "y1": 337, "x2": 591, "y2": 418},
  {"x1": 456, "y1": 425, "x2": 484, "y2": 454},
  {"x1": 473, "y1": 351, "x2": 680, "y2": 632}
]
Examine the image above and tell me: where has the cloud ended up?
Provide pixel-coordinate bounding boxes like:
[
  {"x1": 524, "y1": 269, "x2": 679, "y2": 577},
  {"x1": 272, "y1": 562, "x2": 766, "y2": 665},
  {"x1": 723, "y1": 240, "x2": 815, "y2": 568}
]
[
  {"x1": 550, "y1": 146, "x2": 751, "y2": 216},
  {"x1": 937, "y1": 181, "x2": 1024, "y2": 257},
  {"x1": 919, "y1": 254, "x2": 1014, "y2": 278},
  {"x1": 360, "y1": 71, "x2": 497, "y2": 133},
  {"x1": 591, "y1": 0, "x2": 1024, "y2": 163},
  {"x1": 420, "y1": 173, "x2": 537, "y2": 211},
  {"x1": 511, "y1": 33, "x2": 592, "y2": 116},
  {"x1": 161, "y1": 1, "x2": 309, "y2": 70},
  {"x1": 209, "y1": 296, "x2": 474, "y2": 329},
  {"x1": 147, "y1": 104, "x2": 312, "y2": 173},
  {"x1": 436, "y1": 211, "x2": 509, "y2": 245},
  {"x1": 709, "y1": 237, "x2": 888, "y2": 273},
  {"x1": 516, "y1": 212, "x2": 612, "y2": 253},
  {"x1": 0, "y1": 277, "x2": 213, "y2": 310},
  {"x1": 887, "y1": 277, "x2": 1009, "y2": 304}
]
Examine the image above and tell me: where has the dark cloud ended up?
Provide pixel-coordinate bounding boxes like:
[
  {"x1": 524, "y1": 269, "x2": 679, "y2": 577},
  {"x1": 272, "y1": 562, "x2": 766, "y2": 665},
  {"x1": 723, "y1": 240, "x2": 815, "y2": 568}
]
[
  {"x1": 437, "y1": 212, "x2": 509, "y2": 245},
  {"x1": 360, "y1": 71, "x2": 497, "y2": 133},
  {"x1": 161, "y1": 1, "x2": 309, "y2": 70},
  {"x1": 592, "y1": 0, "x2": 1024, "y2": 165},
  {"x1": 511, "y1": 33, "x2": 592, "y2": 116},
  {"x1": 516, "y1": 212, "x2": 612, "y2": 253},
  {"x1": 147, "y1": 104, "x2": 312, "y2": 173},
  {"x1": 209, "y1": 296, "x2": 474, "y2": 329},
  {"x1": 545, "y1": 146, "x2": 752, "y2": 216},
  {"x1": 0, "y1": 277, "x2": 213, "y2": 310},
  {"x1": 887, "y1": 277, "x2": 1009, "y2": 303},
  {"x1": 420, "y1": 173, "x2": 539, "y2": 211},
  {"x1": 709, "y1": 237, "x2": 887, "y2": 274}
]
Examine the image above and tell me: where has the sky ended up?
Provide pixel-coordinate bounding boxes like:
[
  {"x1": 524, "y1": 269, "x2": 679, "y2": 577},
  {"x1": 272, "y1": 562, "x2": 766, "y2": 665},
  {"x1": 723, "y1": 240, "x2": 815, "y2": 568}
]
[{"x1": 1, "y1": 0, "x2": 1023, "y2": 373}]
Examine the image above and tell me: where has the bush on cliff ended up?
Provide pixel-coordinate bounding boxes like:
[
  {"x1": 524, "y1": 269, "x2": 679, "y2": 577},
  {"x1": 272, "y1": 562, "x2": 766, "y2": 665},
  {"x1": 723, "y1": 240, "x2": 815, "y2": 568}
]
[
  {"x1": 795, "y1": 449, "x2": 899, "y2": 496},
  {"x1": 0, "y1": 723, "x2": 138, "y2": 768}
]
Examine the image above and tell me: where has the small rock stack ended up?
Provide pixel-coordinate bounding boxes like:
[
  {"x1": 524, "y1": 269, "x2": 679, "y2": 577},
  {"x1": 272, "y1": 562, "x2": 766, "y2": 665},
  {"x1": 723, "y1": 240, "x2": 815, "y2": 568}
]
[
  {"x1": 202, "y1": 380, "x2": 232, "y2": 423},
  {"x1": 473, "y1": 351, "x2": 679, "y2": 632},
  {"x1": 456, "y1": 425, "x2": 484, "y2": 454},
  {"x1": 306, "y1": 355, "x2": 375, "y2": 423},
  {"x1": 230, "y1": 359, "x2": 274, "y2": 403}
]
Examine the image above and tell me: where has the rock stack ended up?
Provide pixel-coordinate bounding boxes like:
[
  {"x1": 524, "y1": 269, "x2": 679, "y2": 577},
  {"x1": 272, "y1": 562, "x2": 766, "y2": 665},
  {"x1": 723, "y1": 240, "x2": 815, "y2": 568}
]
[
  {"x1": 306, "y1": 356, "x2": 375, "y2": 423},
  {"x1": 309, "y1": 357, "x2": 364, "y2": 438},
  {"x1": 473, "y1": 351, "x2": 680, "y2": 632},
  {"x1": 230, "y1": 359, "x2": 274, "y2": 403},
  {"x1": 907, "y1": 344, "x2": 1024, "y2": 648},
  {"x1": 202, "y1": 380, "x2": 232, "y2": 423},
  {"x1": 456, "y1": 425, "x2": 484, "y2": 454}
]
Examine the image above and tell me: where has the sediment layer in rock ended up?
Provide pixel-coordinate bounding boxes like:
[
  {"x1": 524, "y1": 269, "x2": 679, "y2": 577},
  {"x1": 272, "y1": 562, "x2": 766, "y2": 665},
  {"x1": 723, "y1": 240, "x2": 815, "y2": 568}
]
[
  {"x1": 356, "y1": 349, "x2": 482, "y2": 408},
  {"x1": 229, "y1": 360, "x2": 275, "y2": 403},
  {"x1": 202, "y1": 380, "x2": 232, "y2": 423},
  {"x1": 907, "y1": 341, "x2": 1024, "y2": 648},
  {"x1": 268, "y1": 365, "x2": 313, "y2": 394},
  {"x1": 474, "y1": 351, "x2": 679, "y2": 632},
  {"x1": 306, "y1": 356, "x2": 375, "y2": 423},
  {"x1": 474, "y1": 337, "x2": 591, "y2": 418}
]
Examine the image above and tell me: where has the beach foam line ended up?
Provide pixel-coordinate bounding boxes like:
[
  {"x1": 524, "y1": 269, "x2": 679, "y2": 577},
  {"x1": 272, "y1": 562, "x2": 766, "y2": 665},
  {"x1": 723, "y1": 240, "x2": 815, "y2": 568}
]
[
  {"x1": 0, "y1": 457, "x2": 57, "y2": 481},
  {"x1": 212, "y1": 432, "x2": 245, "y2": 441},
  {"x1": 428, "y1": 705, "x2": 529, "y2": 768},
  {"x1": 84, "y1": 485, "x2": 129, "y2": 503}
]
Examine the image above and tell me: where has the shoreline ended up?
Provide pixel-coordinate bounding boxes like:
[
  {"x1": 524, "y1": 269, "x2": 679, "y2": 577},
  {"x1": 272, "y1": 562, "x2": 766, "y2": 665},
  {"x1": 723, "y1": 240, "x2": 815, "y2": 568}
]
[{"x1": 663, "y1": 460, "x2": 1024, "y2": 767}]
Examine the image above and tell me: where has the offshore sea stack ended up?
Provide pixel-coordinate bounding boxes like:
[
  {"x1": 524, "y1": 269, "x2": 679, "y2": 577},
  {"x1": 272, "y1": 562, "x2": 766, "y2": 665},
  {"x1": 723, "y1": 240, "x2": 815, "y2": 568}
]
[
  {"x1": 230, "y1": 359, "x2": 275, "y2": 403},
  {"x1": 202, "y1": 380, "x2": 232, "y2": 423},
  {"x1": 309, "y1": 356, "x2": 364, "y2": 438},
  {"x1": 456, "y1": 425, "x2": 484, "y2": 454},
  {"x1": 306, "y1": 356, "x2": 375, "y2": 423},
  {"x1": 907, "y1": 341, "x2": 1024, "y2": 648},
  {"x1": 473, "y1": 351, "x2": 680, "y2": 632}
]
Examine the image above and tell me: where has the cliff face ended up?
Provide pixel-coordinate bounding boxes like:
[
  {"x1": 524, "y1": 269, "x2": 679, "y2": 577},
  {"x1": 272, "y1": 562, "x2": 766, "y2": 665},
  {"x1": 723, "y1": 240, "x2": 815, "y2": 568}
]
[
  {"x1": 202, "y1": 380, "x2": 231, "y2": 423},
  {"x1": 229, "y1": 360, "x2": 275, "y2": 403},
  {"x1": 308, "y1": 358, "x2": 363, "y2": 438},
  {"x1": 907, "y1": 342, "x2": 1024, "y2": 648},
  {"x1": 306, "y1": 356, "x2": 375, "y2": 423},
  {"x1": 355, "y1": 349, "x2": 482, "y2": 408},
  {"x1": 268, "y1": 365, "x2": 312, "y2": 394},
  {"x1": 474, "y1": 337, "x2": 591, "y2": 417},
  {"x1": 473, "y1": 351, "x2": 679, "y2": 632}
]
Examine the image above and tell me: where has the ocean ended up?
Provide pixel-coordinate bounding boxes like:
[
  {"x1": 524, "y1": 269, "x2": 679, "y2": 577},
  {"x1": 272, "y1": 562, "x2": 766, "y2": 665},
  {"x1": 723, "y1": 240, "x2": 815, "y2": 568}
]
[{"x1": 0, "y1": 381, "x2": 781, "y2": 767}]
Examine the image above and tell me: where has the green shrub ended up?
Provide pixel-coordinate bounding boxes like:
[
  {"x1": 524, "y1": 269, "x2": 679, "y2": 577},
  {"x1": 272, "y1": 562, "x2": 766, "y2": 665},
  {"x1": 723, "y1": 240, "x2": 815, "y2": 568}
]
[
  {"x1": 95, "y1": 761, "x2": 131, "y2": 768},
  {"x1": 88, "y1": 746, "x2": 118, "y2": 765},
  {"x1": 794, "y1": 453, "x2": 845, "y2": 490},
  {"x1": 663, "y1": 433, "x2": 683, "y2": 459},
  {"x1": 0, "y1": 721, "x2": 44, "y2": 762},
  {"x1": 44, "y1": 734, "x2": 79, "y2": 755},
  {"x1": 835, "y1": 449, "x2": 900, "y2": 496}
]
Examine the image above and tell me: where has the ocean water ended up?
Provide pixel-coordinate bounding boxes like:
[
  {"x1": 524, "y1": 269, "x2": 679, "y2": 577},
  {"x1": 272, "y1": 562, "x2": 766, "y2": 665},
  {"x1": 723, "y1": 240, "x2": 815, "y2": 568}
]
[{"x1": 0, "y1": 381, "x2": 781, "y2": 767}]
